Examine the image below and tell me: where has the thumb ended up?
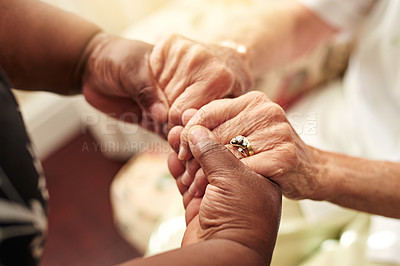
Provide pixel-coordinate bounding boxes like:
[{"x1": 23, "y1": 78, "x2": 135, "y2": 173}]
[
  {"x1": 188, "y1": 125, "x2": 243, "y2": 184},
  {"x1": 134, "y1": 50, "x2": 169, "y2": 124},
  {"x1": 137, "y1": 82, "x2": 169, "y2": 124}
]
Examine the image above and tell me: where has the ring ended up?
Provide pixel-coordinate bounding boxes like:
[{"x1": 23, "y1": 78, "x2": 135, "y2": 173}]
[{"x1": 230, "y1": 135, "x2": 255, "y2": 157}]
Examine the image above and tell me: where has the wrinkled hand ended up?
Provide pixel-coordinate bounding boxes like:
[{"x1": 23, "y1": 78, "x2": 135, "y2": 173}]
[
  {"x1": 168, "y1": 126, "x2": 281, "y2": 263},
  {"x1": 169, "y1": 91, "x2": 321, "y2": 200},
  {"x1": 149, "y1": 34, "x2": 253, "y2": 128},
  {"x1": 82, "y1": 33, "x2": 169, "y2": 135}
]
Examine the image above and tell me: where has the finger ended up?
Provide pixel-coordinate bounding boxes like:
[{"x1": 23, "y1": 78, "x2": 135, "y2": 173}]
[
  {"x1": 188, "y1": 169, "x2": 208, "y2": 197},
  {"x1": 181, "y1": 108, "x2": 197, "y2": 126},
  {"x1": 177, "y1": 97, "x2": 242, "y2": 161},
  {"x1": 175, "y1": 175, "x2": 188, "y2": 196},
  {"x1": 83, "y1": 88, "x2": 142, "y2": 122},
  {"x1": 150, "y1": 34, "x2": 190, "y2": 91},
  {"x1": 185, "y1": 197, "x2": 201, "y2": 225},
  {"x1": 167, "y1": 152, "x2": 185, "y2": 179},
  {"x1": 178, "y1": 91, "x2": 272, "y2": 161},
  {"x1": 135, "y1": 82, "x2": 169, "y2": 124},
  {"x1": 187, "y1": 125, "x2": 245, "y2": 185},
  {"x1": 168, "y1": 76, "x2": 231, "y2": 126},
  {"x1": 168, "y1": 126, "x2": 183, "y2": 153},
  {"x1": 185, "y1": 159, "x2": 200, "y2": 180},
  {"x1": 183, "y1": 190, "x2": 195, "y2": 210},
  {"x1": 181, "y1": 158, "x2": 201, "y2": 187},
  {"x1": 241, "y1": 143, "x2": 295, "y2": 179}
]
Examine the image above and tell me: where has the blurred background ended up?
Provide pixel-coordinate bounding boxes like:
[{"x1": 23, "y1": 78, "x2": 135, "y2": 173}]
[{"x1": 13, "y1": 0, "x2": 398, "y2": 266}]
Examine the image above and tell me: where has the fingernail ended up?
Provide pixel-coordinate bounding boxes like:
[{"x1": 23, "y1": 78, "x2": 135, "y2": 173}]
[
  {"x1": 188, "y1": 184, "x2": 198, "y2": 196},
  {"x1": 178, "y1": 146, "x2": 187, "y2": 160},
  {"x1": 189, "y1": 126, "x2": 209, "y2": 145},
  {"x1": 150, "y1": 102, "x2": 168, "y2": 123},
  {"x1": 181, "y1": 171, "x2": 192, "y2": 186}
]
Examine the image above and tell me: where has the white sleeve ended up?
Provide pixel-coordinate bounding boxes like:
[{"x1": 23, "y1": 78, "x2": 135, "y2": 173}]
[{"x1": 297, "y1": 0, "x2": 376, "y2": 30}]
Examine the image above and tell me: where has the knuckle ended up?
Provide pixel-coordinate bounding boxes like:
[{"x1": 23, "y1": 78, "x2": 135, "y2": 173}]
[
  {"x1": 195, "y1": 106, "x2": 209, "y2": 124},
  {"x1": 186, "y1": 45, "x2": 209, "y2": 66},
  {"x1": 279, "y1": 123, "x2": 292, "y2": 136},
  {"x1": 164, "y1": 33, "x2": 182, "y2": 43},
  {"x1": 267, "y1": 103, "x2": 285, "y2": 117},
  {"x1": 169, "y1": 106, "x2": 183, "y2": 120},
  {"x1": 218, "y1": 68, "x2": 235, "y2": 83},
  {"x1": 136, "y1": 85, "x2": 156, "y2": 105},
  {"x1": 247, "y1": 90, "x2": 270, "y2": 102}
]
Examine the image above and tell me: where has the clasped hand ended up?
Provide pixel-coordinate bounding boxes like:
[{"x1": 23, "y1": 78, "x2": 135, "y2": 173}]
[{"x1": 82, "y1": 33, "x2": 253, "y2": 137}]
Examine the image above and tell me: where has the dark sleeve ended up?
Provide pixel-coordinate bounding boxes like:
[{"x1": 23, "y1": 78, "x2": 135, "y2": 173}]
[{"x1": 0, "y1": 68, "x2": 48, "y2": 266}]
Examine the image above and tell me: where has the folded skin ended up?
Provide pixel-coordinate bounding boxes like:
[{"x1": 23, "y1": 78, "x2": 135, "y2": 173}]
[
  {"x1": 169, "y1": 126, "x2": 282, "y2": 264},
  {"x1": 149, "y1": 34, "x2": 254, "y2": 128},
  {"x1": 82, "y1": 34, "x2": 170, "y2": 135},
  {"x1": 121, "y1": 126, "x2": 281, "y2": 266},
  {"x1": 170, "y1": 91, "x2": 400, "y2": 219},
  {"x1": 169, "y1": 91, "x2": 317, "y2": 199}
]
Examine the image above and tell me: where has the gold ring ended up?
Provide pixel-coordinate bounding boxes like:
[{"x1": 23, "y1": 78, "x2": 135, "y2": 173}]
[{"x1": 230, "y1": 135, "x2": 255, "y2": 157}]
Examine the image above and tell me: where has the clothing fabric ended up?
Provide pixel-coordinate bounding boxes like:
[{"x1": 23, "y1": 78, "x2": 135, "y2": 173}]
[
  {"x1": 291, "y1": 0, "x2": 400, "y2": 264},
  {"x1": 0, "y1": 68, "x2": 48, "y2": 266},
  {"x1": 298, "y1": 0, "x2": 376, "y2": 30},
  {"x1": 296, "y1": 0, "x2": 400, "y2": 160}
]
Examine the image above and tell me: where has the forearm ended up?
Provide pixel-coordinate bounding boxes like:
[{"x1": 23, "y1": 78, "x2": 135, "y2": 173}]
[
  {"x1": 0, "y1": 0, "x2": 101, "y2": 94},
  {"x1": 119, "y1": 239, "x2": 267, "y2": 266},
  {"x1": 216, "y1": 1, "x2": 336, "y2": 78},
  {"x1": 313, "y1": 148, "x2": 400, "y2": 218}
]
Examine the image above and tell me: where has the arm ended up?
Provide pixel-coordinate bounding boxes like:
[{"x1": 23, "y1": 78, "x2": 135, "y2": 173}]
[
  {"x1": 120, "y1": 239, "x2": 265, "y2": 266},
  {"x1": 215, "y1": 1, "x2": 337, "y2": 78},
  {"x1": 0, "y1": 0, "x2": 100, "y2": 94},
  {"x1": 313, "y1": 149, "x2": 400, "y2": 218},
  {"x1": 0, "y1": 0, "x2": 169, "y2": 126},
  {"x1": 124, "y1": 126, "x2": 281, "y2": 266}
]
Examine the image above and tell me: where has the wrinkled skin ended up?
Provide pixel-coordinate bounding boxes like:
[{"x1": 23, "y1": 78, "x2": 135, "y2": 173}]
[
  {"x1": 168, "y1": 126, "x2": 281, "y2": 263},
  {"x1": 82, "y1": 33, "x2": 253, "y2": 137},
  {"x1": 169, "y1": 91, "x2": 321, "y2": 201},
  {"x1": 82, "y1": 34, "x2": 169, "y2": 135},
  {"x1": 149, "y1": 34, "x2": 254, "y2": 128}
]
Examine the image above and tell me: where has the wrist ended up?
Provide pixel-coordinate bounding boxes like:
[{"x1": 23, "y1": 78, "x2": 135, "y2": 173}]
[
  {"x1": 215, "y1": 42, "x2": 254, "y2": 94},
  {"x1": 74, "y1": 31, "x2": 107, "y2": 94},
  {"x1": 306, "y1": 146, "x2": 335, "y2": 201},
  {"x1": 218, "y1": 40, "x2": 249, "y2": 64}
]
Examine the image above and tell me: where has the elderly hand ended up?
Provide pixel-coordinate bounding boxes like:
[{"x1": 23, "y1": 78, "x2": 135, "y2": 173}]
[
  {"x1": 82, "y1": 33, "x2": 169, "y2": 135},
  {"x1": 168, "y1": 126, "x2": 281, "y2": 264},
  {"x1": 149, "y1": 34, "x2": 253, "y2": 128},
  {"x1": 169, "y1": 91, "x2": 322, "y2": 201}
]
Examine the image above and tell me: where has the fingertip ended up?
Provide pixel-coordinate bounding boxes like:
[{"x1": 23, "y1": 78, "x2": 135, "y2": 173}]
[
  {"x1": 182, "y1": 108, "x2": 198, "y2": 126},
  {"x1": 181, "y1": 171, "x2": 193, "y2": 186},
  {"x1": 175, "y1": 175, "x2": 188, "y2": 196},
  {"x1": 168, "y1": 126, "x2": 183, "y2": 153},
  {"x1": 188, "y1": 126, "x2": 211, "y2": 145},
  {"x1": 177, "y1": 146, "x2": 188, "y2": 160},
  {"x1": 168, "y1": 107, "x2": 182, "y2": 128},
  {"x1": 167, "y1": 152, "x2": 185, "y2": 178},
  {"x1": 188, "y1": 184, "x2": 198, "y2": 196},
  {"x1": 149, "y1": 102, "x2": 169, "y2": 123}
]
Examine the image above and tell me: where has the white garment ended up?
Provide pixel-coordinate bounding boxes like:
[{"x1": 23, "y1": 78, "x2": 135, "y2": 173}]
[
  {"x1": 292, "y1": 0, "x2": 400, "y2": 264},
  {"x1": 296, "y1": 0, "x2": 400, "y2": 161},
  {"x1": 299, "y1": 0, "x2": 375, "y2": 30}
]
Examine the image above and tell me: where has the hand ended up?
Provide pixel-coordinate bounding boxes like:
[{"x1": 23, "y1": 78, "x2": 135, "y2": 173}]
[
  {"x1": 168, "y1": 126, "x2": 281, "y2": 263},
  {"x1": 82, "y1": 33, "x2": 169, "y2": 135},
  {"x1": 170, "y1": 91, "x2": 321, "y2": 200},
  {"x1": 149, "y1": 34, "x2": 253, "y2": 128}
]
